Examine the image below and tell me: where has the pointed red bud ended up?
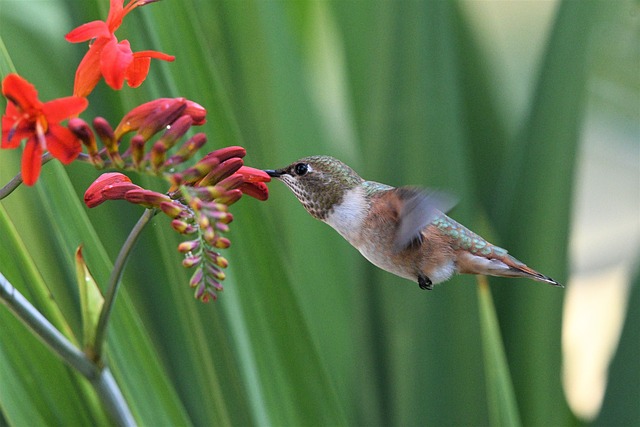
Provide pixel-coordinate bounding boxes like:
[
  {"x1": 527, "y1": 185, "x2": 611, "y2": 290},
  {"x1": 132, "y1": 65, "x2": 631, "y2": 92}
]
[
  {"x1": 239, "y1": 181, "x2": 269, "y2": 201},
  {"x1": 171, "y1": 219, "x2": 196, "y2": 234},
  {"x1": 68, "y1": 118, "x2": 103, "y2": 168},
  {"x1": 157, "y1": 115, "x2": 193, "y2": 151},
  {"x1": 150, "y1": 141, "x2": 167, "y2": 171},
  {"x1": 165, "y1": 133, "x2": 207, "y2": 167},
  {"x1": 130, "y1": 134, "x2": 146, "y2": 169},
  {"x1": 198, "y1": 158, "x2": 244, "y2": 187},
  {"x1": 204, "y1": 251, "x2": 229, "y2": 268},
  {"x1": 205, "y1": 263, "x2": 226, "y2": 281},
  {"x1": 169, "y1": 156, "x2": 220, "y2": 186},
  {"x1": 235, "y1": 166, "x2": 271, "y2": 183},
  {"x1": 184, "y1": 101, "x2": 207, "y2": 126},
  {"x1": 213, "y1": 237, "x2": 231, "y2": 249},
  {"x1": 93, "y1": 117, "x2": 124, "y2": 168},
  {"x1": 124, "y1": 188, "x2": 171, "y2": 208},
  {"x1": 206, "y1": 276, "x2": 224, "y2": 292},
  {"x1": 214, "y1": 189, "x2": 243, "y2": 205},
  {"x1": 203, "y1": 226, "x2": 216, "y2": 245},
  {"x1": 189, "y1": 269, "x2": 204, "y2": 288},
  {"x1": 201, "y1": 146, "x2": 246, "y2": 163},
  {"x1": 159, "y1": 201, "x2": 185, "y2": 218},
  {"x1": 101, "y1": 182, "x2": 143, "y2": 200},
  {"x1": 187, "y1": 186, "x2": 224, "y2": 202},
  {"x1": 215, "y1": 222, "x2": 230, "y2": 233},
  {"x1": 216, "y1": 174, "x2": 244, "y2": 191},
  {"x1": 182, "y1": 256, "x2": 201, "y2": 268},
  {"x1": 114, "y1": 98, "x2": 186, "y2": 141},
  {"x1": 84, "y1": 173, "x2": 140, "y2": 208},
  {"x1": 178, "y1": 240, "x2": 200, "y2": 253}
]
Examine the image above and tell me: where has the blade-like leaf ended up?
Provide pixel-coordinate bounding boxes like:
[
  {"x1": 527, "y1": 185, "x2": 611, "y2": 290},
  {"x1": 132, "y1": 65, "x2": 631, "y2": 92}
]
[{"x1": 477, "y1": 278, "x2": 522, "y2": 427}]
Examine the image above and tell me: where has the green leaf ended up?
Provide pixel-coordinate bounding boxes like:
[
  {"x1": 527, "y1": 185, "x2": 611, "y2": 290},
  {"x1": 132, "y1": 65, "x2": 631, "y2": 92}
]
[
  {"x1": 477, "y1": 278, "x2": 522, "y2": 427},
  {"x1": 0, "y1": 37, "x2": 15, "y2": 77},
  {"x1": 74, "y1": 246, "x2": 104, "y2": 355}
]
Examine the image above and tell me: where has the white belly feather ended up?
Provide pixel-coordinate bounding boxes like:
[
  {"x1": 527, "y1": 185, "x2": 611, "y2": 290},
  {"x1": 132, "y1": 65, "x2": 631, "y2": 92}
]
[{"x1": 324, "y1": 186, "x2": 367, "y2": 246}]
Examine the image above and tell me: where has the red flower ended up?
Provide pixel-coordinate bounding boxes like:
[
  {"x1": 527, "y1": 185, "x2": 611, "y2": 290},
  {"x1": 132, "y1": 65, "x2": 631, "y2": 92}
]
[
  {"x1": 65, "y1": 0, "x2": 175, "y2": 97},
  {"x1": 1, "y1": 74, "x2": 88, "y2": 186},
  {"x1": 234, "y1": 166, "x2": 270, "y2": 201}
]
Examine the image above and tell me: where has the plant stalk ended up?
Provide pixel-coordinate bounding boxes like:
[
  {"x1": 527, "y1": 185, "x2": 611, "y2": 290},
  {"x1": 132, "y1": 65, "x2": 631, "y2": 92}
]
[
  {"x1": 93, "y1": 208, "x2": 156, "y2": 359},
  {"x1": 0, "y1": 272, "x2": 135, "y2": 426},
  {"x1": 0, "y1": 152, "x2": 53, "y2": 200}
]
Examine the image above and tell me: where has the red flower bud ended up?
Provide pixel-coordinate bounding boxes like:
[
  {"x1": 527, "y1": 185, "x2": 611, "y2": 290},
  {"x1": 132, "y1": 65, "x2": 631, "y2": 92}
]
[
  {"x1": 165, "y1": 133, "x2": 207, "y2": 167},
  {"x1": 235, "y1": 166, "x2": 271, "y2": 183},
  {"x1": 239, "y1": 181, "x2": 269, "y2": 201},
  {"x1": 178, "y1": 240, "x2": 200, "y2": 253},
  {"x1": 84, "y1": 172, "x2": 139, "y2": 208},
  {"x1": 184, "y1": 101, "x2": 207, "y2": 126},
  {"x1": 159, "y1": 201, "x2": 185, "y2": 218},
  {"x1": 201, "y1": 146, "x2": 246, "y2": 163},
  {"x1": 124, "y1": 188, "x2": 171, "y2": 208},
  {"x1": 197, "y1": 158, "x2": 244, "y2": 187},
  {"x1": 68, "y1": 118, "x2": 103, "y2": 167}
]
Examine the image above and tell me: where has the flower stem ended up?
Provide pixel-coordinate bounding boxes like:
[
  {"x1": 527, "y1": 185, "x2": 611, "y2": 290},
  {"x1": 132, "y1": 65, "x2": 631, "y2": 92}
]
[
  {"x1": 93, "y1": 367, "x2": 137, "y2": 426},
  {"x1": 93, "y1": 208, "x2": 157, "y2": 359},
  {"x1": 0, "y1": 152, "x2": 53, "y2": 200},
  {"x1": 0, "y1": 272, "x2": 135, "y2": 426},
  {"x1": 0, "y1": 271, "x2": 95, "y2": 376}
]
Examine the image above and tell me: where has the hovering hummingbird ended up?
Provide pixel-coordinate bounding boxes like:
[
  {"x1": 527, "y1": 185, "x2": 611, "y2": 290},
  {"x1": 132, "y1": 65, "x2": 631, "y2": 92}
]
[{"x1": 265, "y1": 156, "x2": 561, "y2": 290}]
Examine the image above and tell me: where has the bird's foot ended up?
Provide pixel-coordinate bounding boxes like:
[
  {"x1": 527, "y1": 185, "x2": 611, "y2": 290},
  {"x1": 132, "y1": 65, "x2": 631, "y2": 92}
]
[{"x1": 418, "y1": 274, "x2": 433, "y2": 290}]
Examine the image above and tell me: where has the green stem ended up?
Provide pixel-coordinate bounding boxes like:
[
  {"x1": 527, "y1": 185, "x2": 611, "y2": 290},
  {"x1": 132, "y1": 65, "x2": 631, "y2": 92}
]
[
  {"x1": 0, "y1": 271, "x2": 94, "y2": 377},
  {"x1": 94, "y1": 367, "x2": 137, "y2": 427},
  {"x1": 0, "y1": 152, "x2": 53, "y2": 200},
  {"x1": 93, "y1": 208, "x2": 157, "y2": 359},
  {"x1": 0, "y1": 272, "x2": 135, "y2": 426}
]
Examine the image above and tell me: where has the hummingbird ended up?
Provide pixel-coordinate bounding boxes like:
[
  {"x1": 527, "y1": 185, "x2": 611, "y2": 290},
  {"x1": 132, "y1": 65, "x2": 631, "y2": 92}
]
[{"x1": 265, "y1": 156, "x2": 561, "y2": 290}]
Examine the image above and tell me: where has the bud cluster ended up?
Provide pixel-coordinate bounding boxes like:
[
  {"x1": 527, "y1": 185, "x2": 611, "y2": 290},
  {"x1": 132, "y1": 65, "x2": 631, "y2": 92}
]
[
  {"x1": 69, "y1": 98, "x2": 207, "y2": 172},
  {"x1": 81, "y1": 98, "x2": 270, "y2": 302}
]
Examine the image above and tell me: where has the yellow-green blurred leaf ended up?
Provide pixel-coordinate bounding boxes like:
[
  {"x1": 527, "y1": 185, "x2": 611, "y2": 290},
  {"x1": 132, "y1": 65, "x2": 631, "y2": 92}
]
[{"x1": 74, "y1": 245, "x2": 104, "y2": 354}]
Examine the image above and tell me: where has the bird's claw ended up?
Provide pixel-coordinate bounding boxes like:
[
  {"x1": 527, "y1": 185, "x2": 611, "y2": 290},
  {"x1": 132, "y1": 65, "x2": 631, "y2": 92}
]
[{"x1": 418, "y1": 274, "x2": 433, "y2": 291}]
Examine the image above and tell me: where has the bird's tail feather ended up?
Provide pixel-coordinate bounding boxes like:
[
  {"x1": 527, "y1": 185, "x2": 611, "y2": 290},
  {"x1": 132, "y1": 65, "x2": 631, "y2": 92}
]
[{"x1": 458, "y1": 252, "x2": 562, "y2": 287}]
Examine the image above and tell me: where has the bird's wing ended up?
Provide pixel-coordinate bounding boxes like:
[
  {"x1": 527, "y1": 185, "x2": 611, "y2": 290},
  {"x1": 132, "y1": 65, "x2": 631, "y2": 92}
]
[{"x1": 392, "y1": 187, "x2": 457, "y2": 252}]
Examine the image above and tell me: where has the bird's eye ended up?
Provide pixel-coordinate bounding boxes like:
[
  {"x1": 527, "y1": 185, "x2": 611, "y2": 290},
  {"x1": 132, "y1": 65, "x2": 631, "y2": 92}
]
[{"x1": 294, "y1": 163, "x2": 309, "y2": 176}]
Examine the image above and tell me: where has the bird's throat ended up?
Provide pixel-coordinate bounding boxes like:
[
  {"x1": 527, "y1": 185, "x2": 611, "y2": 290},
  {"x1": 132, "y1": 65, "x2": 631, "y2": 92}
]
[{"x1": 324, "y1": 186, "x2": 368, "y2": 246}]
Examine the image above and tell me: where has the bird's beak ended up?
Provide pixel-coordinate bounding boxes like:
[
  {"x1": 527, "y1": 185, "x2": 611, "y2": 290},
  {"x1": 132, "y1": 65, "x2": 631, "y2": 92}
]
[{"x1": 264, "y1": 169, "x2": 282, "y2": 178}]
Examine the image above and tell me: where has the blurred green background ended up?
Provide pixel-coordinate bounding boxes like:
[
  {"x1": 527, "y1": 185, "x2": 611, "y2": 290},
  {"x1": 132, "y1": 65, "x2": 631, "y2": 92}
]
[{"x1": 0, "y1": 0, "x2": 638, "y2": 425}]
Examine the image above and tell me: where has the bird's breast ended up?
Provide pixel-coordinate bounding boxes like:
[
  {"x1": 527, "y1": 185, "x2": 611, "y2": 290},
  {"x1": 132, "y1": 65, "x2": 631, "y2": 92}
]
[{"x1": 324, "y1": 186, "x2": 368, "y2": 246}]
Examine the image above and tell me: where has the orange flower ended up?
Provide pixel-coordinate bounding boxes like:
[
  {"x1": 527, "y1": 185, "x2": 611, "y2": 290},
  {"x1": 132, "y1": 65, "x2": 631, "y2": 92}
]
[
  {"x1": 1, "y1": 74, "x2": 88, "y2": 185},
  {"x1": 65, "y1": 0, "x2": 174, "y2": 97}
]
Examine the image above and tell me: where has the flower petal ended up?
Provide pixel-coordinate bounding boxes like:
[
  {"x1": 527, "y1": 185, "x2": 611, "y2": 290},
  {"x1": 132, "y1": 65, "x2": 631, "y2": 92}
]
[
  {"x1": 106, "y1": 0, "x2": 126, "y2": 32},
  {"x1": 1, "y1": 73, "x2": 42, "y2": 110},
  {"x1": 101, "y1": 39, "x2": 133, "y2": 90},
  {"x1": 21, "y1": 138, "x2": 43, "y2": 186},
  {"x1": 74, "y1": 37, "x2": 111, "y2": 97},
  {"x1": 42, "y1": 97, "x2": 89, "y2": 123},
  {"x1": 125, "y1": 56, "x2": 151, "y2": 88},
  {"x1": 239, "y1": 181, "x2": 269, "y2": 201},
  {"x1": 125, "y1": 51, "x2": 175, "y2": 88},
  {"x1": 132, "y1": 50, "x2": 175, "y2": 62},
  {"x1": 2, "y1": 107, "x2": 28, "y2": 148},
  {"x1": 235, "y1": 166, "x2": 272, "y2": 183},
  {"x1": 65, "y1": 20, "x2": 110, "y2": 43},
  {"x1": 45, "y1": 125, "x2": 82, "y2": 164}
]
